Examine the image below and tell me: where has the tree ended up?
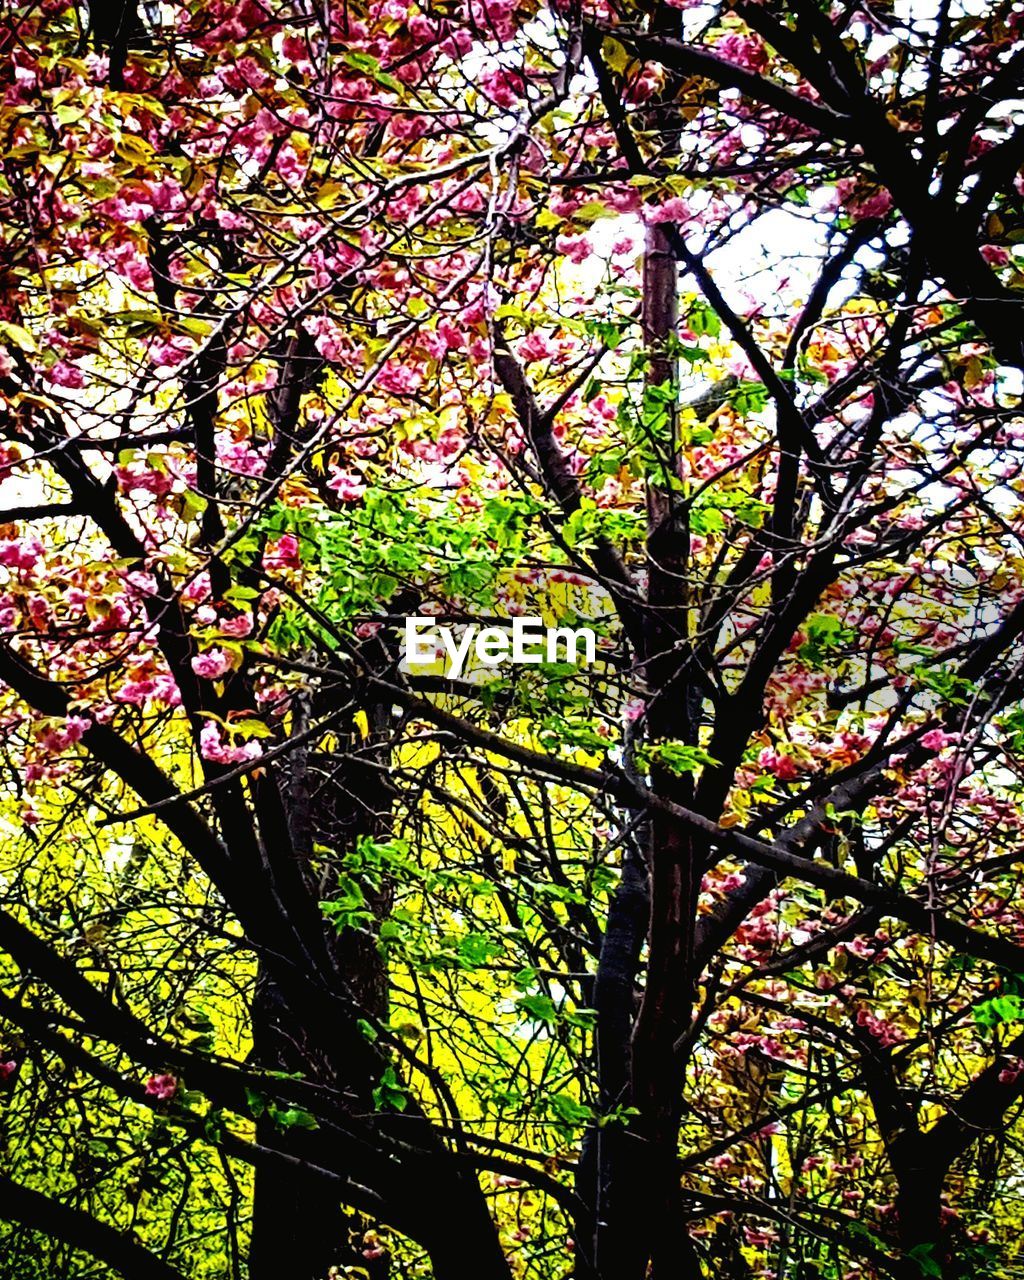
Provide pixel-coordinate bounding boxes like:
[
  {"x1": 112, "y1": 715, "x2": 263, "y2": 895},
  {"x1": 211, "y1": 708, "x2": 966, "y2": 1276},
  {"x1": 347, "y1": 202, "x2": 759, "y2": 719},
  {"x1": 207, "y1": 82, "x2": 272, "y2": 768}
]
[{"x1": 2, "y1": 0, "x2": 1024, "y2": 1278}]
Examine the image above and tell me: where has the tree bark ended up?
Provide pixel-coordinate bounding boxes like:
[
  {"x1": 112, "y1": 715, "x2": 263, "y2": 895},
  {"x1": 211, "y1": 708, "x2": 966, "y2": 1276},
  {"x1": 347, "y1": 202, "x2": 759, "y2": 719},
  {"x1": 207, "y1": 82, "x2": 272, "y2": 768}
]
[{"x1": 248, "y1": 721, "x2": 393, "y2": 1280}]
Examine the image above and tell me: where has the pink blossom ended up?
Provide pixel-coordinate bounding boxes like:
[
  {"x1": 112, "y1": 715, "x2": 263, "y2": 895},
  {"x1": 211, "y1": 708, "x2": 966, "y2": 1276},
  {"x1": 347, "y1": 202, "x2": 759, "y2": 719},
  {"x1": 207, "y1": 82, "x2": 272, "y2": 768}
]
[
  {"x1": 603, "y1": 186, "x2": 642, "y2": 214},
  {"x1": 479, "y1": 67, "x2": 525, "y2": 109},
  {"x1": 199, "y1": 721, "x2": 264, "y2": 766},
  {"x1": 556, "y1": 234, "x2": 592, "y2": 264},
  {"x1": 836, "y1": 179, "x2": 893, "y2": 222},
  {"x1": 436, "y1": 318, "x2": 466, "y2": 351},
  {"x1": 191, "y1": 649, "x2": 233, "y2": 680},
  {"x1": 217, "y1": 440, "x2": 267, "y2": 478},
  {"x1": 115, "y1": 461, "x2": 174, "y2": 497},
  {"x1": 219, "y1": 614, "x2": 253, "y2": 638},
  {"x1": 518, "y1": 333, "x2": 557, "y2": 363},
  {"x1": 149, "y1": 335, "x2": 193, "y2": 369},
  {"x1": 152, "y1": 675, "x2": 182, "y2": 707},
  {"x1": 144, "y1": 1073, "x2": 178, "y2": 1101},
  {"x1": 263, "y1": 533, "x2": 300, "y2": 573},
  {"x1": 0, "y1": 536, "x2": 43, "y2": 572},
  {"x1": 645, "y1": 196, "x2": 691, "y2": 225},
  {"x1": 389, "y1": 113, "x2": 428, "y2": 141},
  {"x1": 46, "y1": 360, "x2": 86, "y2": 389},
  {"x1": 125, "y1": 571, "x2": 159, "y2": 597},
  {"x1": 39, "y1": 715, "x2": 90, "y2": 753},
  {"x1": 921, "y1": 728, "x2": 956, "y2": 752},
  {"x1": 855, "y1": 1008, "x2": 904, "y2": 1047},
  {"x1": 451, "y1": 185, "x2": 487, "y2": 214},
  {"x1": 376, "y1": 363, "x2": 422, "y2": 396},
  {"x1": 464, "y1": 0, "x2": 518, "y2": 41},
  {"x1": 114, "y1": 678, "x2": 156, "y2": 706},
  {"x1": 981, "y1": 244, "x2": 1011, "y2": 267},
  {"x1": 758, "y1": 747, "x2": 800, "y2": 780},
  {"x1": 714, "y1": 34, "x2": 769, "y2": 73},
  {"x1": 0, "y1": 1060, "x2": 16, "y2": 1081},
  {"x1": 328, "y1": 471, "x2": 367, "y2": 502}
]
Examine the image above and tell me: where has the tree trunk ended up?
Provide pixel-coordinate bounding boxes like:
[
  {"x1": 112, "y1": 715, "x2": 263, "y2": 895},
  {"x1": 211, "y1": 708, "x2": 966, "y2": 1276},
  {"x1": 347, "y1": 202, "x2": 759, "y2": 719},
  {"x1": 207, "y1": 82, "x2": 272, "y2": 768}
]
[
  {"x1": 248, "y1": 717, "x2": 393, "y2": 1280},
  {"x1": 248, "y1": 966, "x2": 390, "y2": 1280},
  {"x1": 580, "y1": 210, "x2": 704, "y2": 1280},
  {"x1": 576, "y1": 834, "x2": 649, "y2": 1278},
  {"x1": 895, "y1": 1162, "x2": 948, "y2": 1280}
]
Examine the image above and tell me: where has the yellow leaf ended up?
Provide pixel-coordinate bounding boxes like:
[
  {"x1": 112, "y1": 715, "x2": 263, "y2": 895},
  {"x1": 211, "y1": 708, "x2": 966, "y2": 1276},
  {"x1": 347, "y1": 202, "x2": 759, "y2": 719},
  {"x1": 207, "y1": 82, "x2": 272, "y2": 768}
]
[
  {"x1": 603, "y1": 37, "x2": 630, "y2": 75},
  {"x1": 0, "y1": 321, "x2": 36, "y2": 352},
  {"x1": 315, "y1": 181, "x2": 347, "y2": 209}
]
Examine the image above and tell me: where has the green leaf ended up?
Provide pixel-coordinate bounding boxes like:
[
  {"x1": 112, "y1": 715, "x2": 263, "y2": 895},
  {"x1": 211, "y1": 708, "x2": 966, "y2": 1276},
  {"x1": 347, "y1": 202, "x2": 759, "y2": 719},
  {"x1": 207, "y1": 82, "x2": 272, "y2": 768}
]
[
  {"x1": 458, "y1": 932, "x2": 503, "y2": 968},
  {"x1": 974, "y1": 994, "x2": 1024, "y2": 1029},
  {"x1": 356, "y1": 1018, "x2": 379, "y2": 1043},
  {"x1": 516, "y1": 993, "x2": 558, "y2": 1024},
  {"x1": 269, "y1": 1105, "x2": 319, "y2": 1131},
  {"x1": 549, "y1": 1093, "x2": 593, "y2": 1125},
  {"x1": 341, "y1": 50, "x2": 401, "y2": 92},
  {"x1": 907, "y1": 1243, "x2": 943, "y2": 1278},
  {"x1": 372, "y1": 1066, "x2": 408, "y2": 1113}
]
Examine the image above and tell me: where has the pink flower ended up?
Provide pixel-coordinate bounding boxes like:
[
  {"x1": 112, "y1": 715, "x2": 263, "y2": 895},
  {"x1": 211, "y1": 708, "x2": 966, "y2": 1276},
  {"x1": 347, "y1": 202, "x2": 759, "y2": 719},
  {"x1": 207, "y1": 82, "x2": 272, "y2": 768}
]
[
  {"x1": 981, "y1": 245, "x2": 1011, "y2": 267},
  {"x1": 149, "y1": 336, "x2": 192, "y2": 369},
  {"x1": 200, "y1": 721, "x2": 264, "y2": 766},
  {"x1": 115, "y1": 461, "x2": 174, "y2": 497},
  {"x1": 376, "y1": 363, "x2": 422, "y2": 395},
  {"x1": 191, "y1": 649, "x2": 233, "y2": 680},
  {"x1": 758, "y1": 747, "x2": 800, "y2": 780},
  {"x1": 217, "y1": 440, "x2": 266, "y2": 477},
  {"x1": 263, "y1": 533, "x2": 300, "y2": 573},
  {"x1": 144, "y1": 1073, "x2": 178, "y2": 1101},
  {"x1": 921, "y1": 728, "x2": 956, "y2": 752},
  {"x1": 645, "y1": 196, "x2": 691, "y2": 225},
  {"x1": 46, "y1": 360, "x2": 86, "y2": 389},
  {"x1": 556, "y1": 234, "x2": 592, "y2": 264},
  {"x1": 451, "y1": 185, "x2": 486, "y2": 213},
  {"x1": 836, "y1": 179, "x2": 893, "y2": 222},
  {"x1": 0, "y1": 1059, "x2": 16, "y2": 1081},
  {"x1": 518, "y1": 333, "x2": 557, "y2": 363},
  {"x1": 219, "y1": 613, "x2": 253, "y2": 638},
  {"x1": 0, "y1": 536, "x2": 43, "y2": 572},
  {"x1": 39, "y1": 715, "x2": 90, "y2": 753},
  {"x1": 855, "y1": 1008, "x2": 904, "y2": 1047},
  {"x1": 714, "y1": 34, "x2": 769, "y2": 73},
  {"x1": 479, "y1": 67, "x2": 525, "y2": 109},
  {"x1": 125, "y1": 571, "x2": 159, "y2": 597},
  {"x1": 328, "y1": 471, "x2": 367, "y2": 502}
]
